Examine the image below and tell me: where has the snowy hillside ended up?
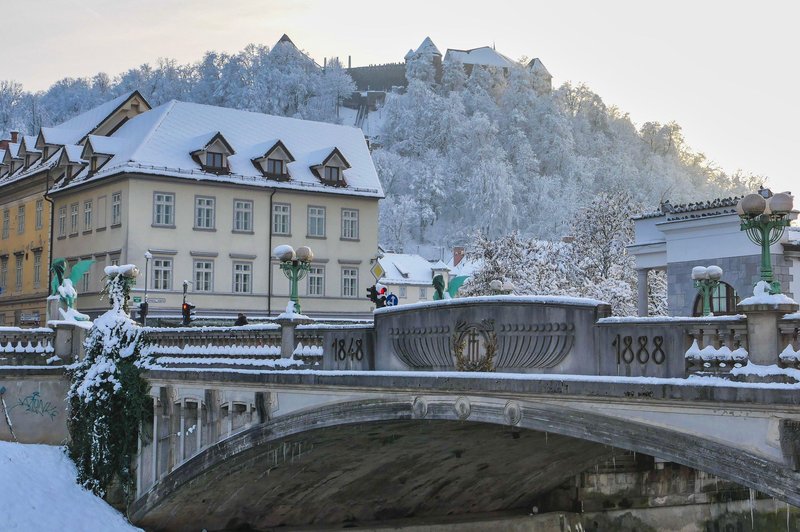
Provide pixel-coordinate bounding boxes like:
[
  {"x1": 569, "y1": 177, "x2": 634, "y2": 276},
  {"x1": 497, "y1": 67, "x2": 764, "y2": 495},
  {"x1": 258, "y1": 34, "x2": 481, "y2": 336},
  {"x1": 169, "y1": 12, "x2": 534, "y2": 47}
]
[{"x1": 0, "y1": 441, "x2": 141, "y2": 531}]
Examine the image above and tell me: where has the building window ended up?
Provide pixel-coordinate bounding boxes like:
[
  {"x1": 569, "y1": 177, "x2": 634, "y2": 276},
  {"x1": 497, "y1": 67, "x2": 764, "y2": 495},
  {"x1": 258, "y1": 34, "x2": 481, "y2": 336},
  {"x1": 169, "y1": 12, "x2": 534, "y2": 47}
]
[
  {"x1": 399, "y1": 286, "x2": 407, "y2": 298},
  {"x1": 58, "y1": 207, "x2": 66, "y2": 237},
  {"x1": 308, "y1": 266, "x2": 324, "y2": 296},
  {"x1": 0, "y1": 258, "x2": 7, "y2": 292},
  {"x1": 342, "y1": 267, "x2": 358, "y2": 298},
  {"x1": 2, "y1": 209, "x2": 8, "y2": 239},
  {"x1": 15, "y1": 255, "x2": 23, "y2": 291},
  {"x1": 308, "y1": 206, "x2": 326, "y2": 238},
  {"x1": 272, "y1": 203, "x2": 291, "y2": 235},
  {"x1": 324, "y1": 166, "x2": 341, "y2": 182},
  {"x1": 153, "y1": 192, "x2": 175, "y2": 226},
  {"x1": 17, "y1": 205, "x2": 25, "y2": 234},
  {"x1": 35, "y1": 199, "x2": 43, "y2": 230},
  {"x1": 267, "y1": 158, "x2": 285, "y2": 176},
  {"x1": 693, "y1": 282, "x2": 739, "y2": 317},
  {"x1": 233, "y1": 262, "x2": 252, "y2": 293},
  {"x1": 111, "y1": 192, "x2": 121, "y2": 225},
  {"x1": 194, "y1": 196, "x2": 215, "y2": 229},
  {"x1": 194, "y1": 260, "x2": 214, "y2": 292},
  {"x1": 83, "y1": 200, "x2": 92, "y2": 231},
  {"x1": 70, "y1": 203, "x2": 79, "y2": 234},
  {"x1": 33, "y1": 251, "x2": 42, "y2": 289},
  {"x1": 419, "y1": 287, "x2": 428, "y2": 300},
  {"x1": 152, "y1": 258, "x2": 173, "y2": 290},
  {"x1": 81, "y1": 270, "x2": 90, "y2": 293},
  {"x1": 110, "y1": 255, "x2": 120, "y2": 267},
  {"x1": 233, "y1": 200, "x2": 253, "y2": 232},
  {"x1": 206, "y1": 152, "x2": 224, "y2": 169},
  {"x1": 341, "y1": 209, "x2": 359, "y2": 240}
]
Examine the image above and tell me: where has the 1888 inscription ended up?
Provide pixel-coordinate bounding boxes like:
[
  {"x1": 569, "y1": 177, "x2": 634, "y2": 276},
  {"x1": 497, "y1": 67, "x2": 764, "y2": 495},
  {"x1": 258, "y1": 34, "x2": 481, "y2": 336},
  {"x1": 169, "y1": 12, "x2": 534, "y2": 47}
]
[{"x1": 612, "y1": 334, "x2": 665, "y2": 365}]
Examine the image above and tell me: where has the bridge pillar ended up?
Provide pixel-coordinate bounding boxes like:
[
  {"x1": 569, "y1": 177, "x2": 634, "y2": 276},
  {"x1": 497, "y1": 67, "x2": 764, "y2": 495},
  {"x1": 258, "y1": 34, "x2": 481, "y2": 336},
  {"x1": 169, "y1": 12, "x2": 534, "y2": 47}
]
[
  {"x1": 740, "y1": 302, "x2": 798, "y2": 365},
  {"x1": 637, "y1": 268, "x2": 650, "y2": 317}
]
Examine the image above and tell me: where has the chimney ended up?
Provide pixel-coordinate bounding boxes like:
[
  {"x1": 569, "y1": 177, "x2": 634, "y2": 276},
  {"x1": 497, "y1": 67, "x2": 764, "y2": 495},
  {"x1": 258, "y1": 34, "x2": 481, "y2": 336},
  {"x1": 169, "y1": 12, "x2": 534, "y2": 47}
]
[
  {"x1": 323, "y1": 57, "x2": 327, "y2": 69},
  {"x1": 10, "y1": 130, "x2": 19, "y2": 143},
  {"x1": 348, "y1": 55, "x2": 352, "y2": 69},
  {"x1": 453, "y1": 246, "x2": 465, "y2": 267}
]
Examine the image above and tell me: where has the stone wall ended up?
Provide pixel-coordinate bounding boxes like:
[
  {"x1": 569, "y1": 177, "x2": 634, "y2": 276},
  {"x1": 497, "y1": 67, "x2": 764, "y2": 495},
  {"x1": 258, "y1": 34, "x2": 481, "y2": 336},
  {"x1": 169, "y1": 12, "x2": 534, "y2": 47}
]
[
  {"x1": 667, "y1": 254, "x2": 795, "y2": 316},
  {"x1": 0, "y1": 369, "x2": 70, "y2": 444}
]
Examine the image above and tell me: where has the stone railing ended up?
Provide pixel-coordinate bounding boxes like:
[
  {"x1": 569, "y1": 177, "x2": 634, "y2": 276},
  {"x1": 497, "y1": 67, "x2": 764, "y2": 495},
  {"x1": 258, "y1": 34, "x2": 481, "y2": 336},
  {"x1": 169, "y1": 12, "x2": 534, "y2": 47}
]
[
  {"x1": 0, "y1": 327, "x2": 57, "y2": 366},
  {"x1": 779, "y1": 313, "x2": 800, "y2": 369}
]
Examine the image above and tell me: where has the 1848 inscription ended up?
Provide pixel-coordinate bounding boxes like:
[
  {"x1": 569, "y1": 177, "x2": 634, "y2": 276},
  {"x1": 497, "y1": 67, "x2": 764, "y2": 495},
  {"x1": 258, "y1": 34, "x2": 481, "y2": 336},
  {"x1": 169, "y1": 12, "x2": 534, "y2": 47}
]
[
  {"x1": 332, "y1": 337, "x2": 364, "y2": 361},
  {"x1": 612, "y1": 334, "x2": 665, "y2": 365}
]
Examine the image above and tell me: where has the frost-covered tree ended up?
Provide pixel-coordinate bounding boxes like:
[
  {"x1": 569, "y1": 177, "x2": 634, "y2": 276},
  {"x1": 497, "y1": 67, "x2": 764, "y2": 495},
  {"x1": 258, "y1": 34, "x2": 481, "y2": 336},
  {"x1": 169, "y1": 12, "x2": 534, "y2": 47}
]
[{"x1": 67, "y1": 265, "x2": 151, "y2": 500}]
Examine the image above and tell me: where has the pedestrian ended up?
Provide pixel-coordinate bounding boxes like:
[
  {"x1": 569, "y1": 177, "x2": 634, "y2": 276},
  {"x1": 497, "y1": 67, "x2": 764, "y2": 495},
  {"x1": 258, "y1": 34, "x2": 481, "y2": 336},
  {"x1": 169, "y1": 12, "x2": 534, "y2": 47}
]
[{"x1": 234, "y1": 313, "x2": 248, "y2": 326}]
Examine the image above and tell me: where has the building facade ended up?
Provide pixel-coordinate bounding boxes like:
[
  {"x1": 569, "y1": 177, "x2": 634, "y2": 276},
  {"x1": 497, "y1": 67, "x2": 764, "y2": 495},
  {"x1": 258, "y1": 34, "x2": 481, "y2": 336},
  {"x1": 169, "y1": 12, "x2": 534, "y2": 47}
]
[
  {"x1": 0, "y1": 91, "x2": 151, "y2": 326},
  {"x1": 48, "y1": 98, "x2": 383, "y2": 319},
  {"x1": 630, "y1": 197, "x2": 799, "y2": 317}
]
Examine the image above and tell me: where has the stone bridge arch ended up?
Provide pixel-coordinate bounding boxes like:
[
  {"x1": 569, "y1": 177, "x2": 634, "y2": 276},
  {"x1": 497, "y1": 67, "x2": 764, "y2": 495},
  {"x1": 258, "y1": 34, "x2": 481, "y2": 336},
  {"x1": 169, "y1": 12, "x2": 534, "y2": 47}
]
[{"x1": 129, "y1": 395, "x2": 800, "y2": 530}]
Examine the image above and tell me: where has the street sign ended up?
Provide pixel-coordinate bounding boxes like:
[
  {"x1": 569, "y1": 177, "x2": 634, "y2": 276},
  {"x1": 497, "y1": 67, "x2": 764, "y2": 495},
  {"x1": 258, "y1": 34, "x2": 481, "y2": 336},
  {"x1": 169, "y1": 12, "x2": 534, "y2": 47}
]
[
  {"x1": 147, "y1": 297, "x2": 166, "y2": 303},
  {"x1": 133, "y1": 296, "x2": 142, "y2": 303},
  {"x1": 386, "y1": 294, "x2": 398, "y2": 306},
  {"x1": 371, "y1": 262, "x2": 384, "y2": 281}
]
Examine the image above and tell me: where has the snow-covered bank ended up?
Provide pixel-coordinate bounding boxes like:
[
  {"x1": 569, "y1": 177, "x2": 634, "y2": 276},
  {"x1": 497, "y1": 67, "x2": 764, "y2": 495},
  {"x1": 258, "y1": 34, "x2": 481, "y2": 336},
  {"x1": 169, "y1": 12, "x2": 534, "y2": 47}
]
[{"x1": 0, "y1": 441, "x2": 141, "y2": 531}]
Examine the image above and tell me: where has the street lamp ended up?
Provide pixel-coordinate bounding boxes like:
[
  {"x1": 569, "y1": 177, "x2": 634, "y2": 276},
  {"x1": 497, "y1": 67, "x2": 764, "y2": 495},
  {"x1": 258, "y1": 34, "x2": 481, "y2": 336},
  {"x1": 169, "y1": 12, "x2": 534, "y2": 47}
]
[
  {"x1": 692, "y1": 265, "x2": 723, "y2": 317},
  {"x1": 273, "y1": 244, "x2": 313, "y2": 314},
  {"x1": 736, "y1": 189, "x2": 794, "y2": 294},
  {"x1": 142, "y1": 251, "x2": 152, "y2": 326}
]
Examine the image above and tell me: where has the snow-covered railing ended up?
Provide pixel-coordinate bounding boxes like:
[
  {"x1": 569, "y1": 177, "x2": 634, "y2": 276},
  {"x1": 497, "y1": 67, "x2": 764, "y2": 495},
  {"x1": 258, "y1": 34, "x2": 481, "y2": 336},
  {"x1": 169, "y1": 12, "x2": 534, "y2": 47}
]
[
  {"x1": 779, "y1": 313, "x2": 800, "y2": 368},
  {"x1": 0, "y1": 327, "x2": 56, "y2": 366},
  {"x1": 684, "y1": 317, "x2": 749, "y2": 374}
]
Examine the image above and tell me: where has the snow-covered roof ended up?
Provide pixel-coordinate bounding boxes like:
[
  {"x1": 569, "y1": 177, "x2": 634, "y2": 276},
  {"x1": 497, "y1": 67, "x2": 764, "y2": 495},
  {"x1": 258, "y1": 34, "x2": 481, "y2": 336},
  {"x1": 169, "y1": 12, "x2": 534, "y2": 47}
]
[
  {"x1": 20, "y1": 135, "x2": 41, "y2": 154},
  {"x1": 447, "y1": 255, "x2": 481, "y2": 277},
  {"x1": 377, "y1": 253, "x2": 447, "y2": 285},
  {"x1": 415, "y1": 37, "x2": 442, "y2": 57},
  {"x1": 404, "y1": 49, "x2": 415, "y2": 61},
  {"x1": 635, "y1": 196, "x2": 744, "y2": 221},
  {"x1": 38, "y1": 127, "x2": 85, "y2": 148},
  {"x1": 53, "y1": 100, "x2": 384, "y2": 198},
  {"x1": 55, "y1": 91, "x2": 136, "y2": 137},
  {"x1": 445, "y1": 46, "x2": 517, "y2": 69},
  {"x1": 527, "y1": 57, "x2": 551, "y2": 77}
]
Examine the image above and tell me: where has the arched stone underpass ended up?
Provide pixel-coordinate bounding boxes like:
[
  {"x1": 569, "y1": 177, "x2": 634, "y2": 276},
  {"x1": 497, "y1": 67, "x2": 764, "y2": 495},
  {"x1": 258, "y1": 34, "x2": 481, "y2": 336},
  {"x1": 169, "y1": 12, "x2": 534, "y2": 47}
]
[{"x1": 129, "y1": 398, "x2": 800, "y2": 531}]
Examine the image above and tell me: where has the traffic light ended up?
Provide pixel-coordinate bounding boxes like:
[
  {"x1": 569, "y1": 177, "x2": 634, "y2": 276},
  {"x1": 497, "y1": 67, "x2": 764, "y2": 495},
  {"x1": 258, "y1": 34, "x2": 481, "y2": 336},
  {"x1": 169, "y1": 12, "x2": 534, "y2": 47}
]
[
  {"x1": 366, "y1": 285, "x2": 386, "y2": 308},
  {"x1": 138, "y1": 301, "x2": 149, "y2": 325},
  {"x1": 181, "y1": 302, "x2": 196, "y2": 326}
]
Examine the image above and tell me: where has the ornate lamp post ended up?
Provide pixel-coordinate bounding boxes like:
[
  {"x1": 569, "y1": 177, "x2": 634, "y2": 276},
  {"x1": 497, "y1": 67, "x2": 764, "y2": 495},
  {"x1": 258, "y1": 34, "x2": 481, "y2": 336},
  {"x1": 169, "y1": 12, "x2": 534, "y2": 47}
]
[
  {"x1": 692, "y1": 265, "x2": 723, "y2": 317},
  {"x1": 273, "y1": 245, "x2": 314, "y2": 314},
  {"x1": 142, "y1": 251, "x2": 152, "y2": 326},
  {"x1": 736, "y1": 189, "x2": 794, "y2": 294}
]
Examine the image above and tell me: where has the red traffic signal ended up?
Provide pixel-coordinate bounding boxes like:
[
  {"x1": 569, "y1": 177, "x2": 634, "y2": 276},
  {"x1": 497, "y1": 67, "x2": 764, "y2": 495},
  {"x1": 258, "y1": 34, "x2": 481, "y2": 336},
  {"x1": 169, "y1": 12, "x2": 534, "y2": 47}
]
[{"x1": 181, "y1": 302, "x2": 196, "y2": 325}]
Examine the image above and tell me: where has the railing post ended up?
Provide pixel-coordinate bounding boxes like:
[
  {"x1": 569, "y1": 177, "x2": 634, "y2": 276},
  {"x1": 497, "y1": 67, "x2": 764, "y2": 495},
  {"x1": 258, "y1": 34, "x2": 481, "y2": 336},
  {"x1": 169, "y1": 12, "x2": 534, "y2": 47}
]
[{"x1": 740, "y1": 301, "x2": 799, "y2": 365}]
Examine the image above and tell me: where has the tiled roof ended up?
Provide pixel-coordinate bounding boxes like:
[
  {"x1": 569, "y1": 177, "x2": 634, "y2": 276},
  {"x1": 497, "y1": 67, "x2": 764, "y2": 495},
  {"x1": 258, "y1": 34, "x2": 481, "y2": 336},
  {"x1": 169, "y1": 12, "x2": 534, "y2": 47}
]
[
  {"x1": 445, "y1": 47, "x2": 517, "y2": 69},
  {"x1": 635, "y1": 196, "x2": 743, "y2": 220},
  {"x1": 53, "y1": 100, "x2": 383, "y2": 198}
]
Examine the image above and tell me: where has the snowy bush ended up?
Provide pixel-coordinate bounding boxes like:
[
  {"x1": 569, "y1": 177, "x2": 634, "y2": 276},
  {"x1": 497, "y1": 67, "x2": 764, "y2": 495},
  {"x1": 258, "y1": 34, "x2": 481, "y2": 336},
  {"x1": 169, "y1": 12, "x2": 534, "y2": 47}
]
[{"x1": 66, "y1": 266, "x2": 151, "y2": 500}]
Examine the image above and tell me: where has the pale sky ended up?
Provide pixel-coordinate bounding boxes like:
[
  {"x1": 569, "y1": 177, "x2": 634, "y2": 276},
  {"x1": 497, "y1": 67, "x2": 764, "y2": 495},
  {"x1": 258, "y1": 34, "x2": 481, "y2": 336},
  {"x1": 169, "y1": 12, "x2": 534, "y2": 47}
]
[{"x1": 6, "y1": 0, "x2": 799, "y2": 196}]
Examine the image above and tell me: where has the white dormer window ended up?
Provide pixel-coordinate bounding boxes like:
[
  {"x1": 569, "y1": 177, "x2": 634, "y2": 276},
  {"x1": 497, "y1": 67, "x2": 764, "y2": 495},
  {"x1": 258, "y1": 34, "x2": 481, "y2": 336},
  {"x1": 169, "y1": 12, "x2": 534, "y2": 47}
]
[
  {"x1": 267, "y1": 158, "x2": 285, "y2": 176},
  {"x1": 206, "y1": 152, "x2": 224, "y2": 168},
  {"x1": 324, "y1": 166, "x2": 341, "y2": 182},
  {"x1": 90, "y1": 157, "x2": 99, "y2": 173}
]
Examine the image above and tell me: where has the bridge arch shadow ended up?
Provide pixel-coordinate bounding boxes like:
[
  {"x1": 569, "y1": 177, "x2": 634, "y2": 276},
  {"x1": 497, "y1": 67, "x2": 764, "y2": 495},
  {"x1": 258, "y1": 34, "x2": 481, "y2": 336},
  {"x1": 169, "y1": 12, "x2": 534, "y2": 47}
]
[{"x1": 130, "y1": 397, "x2": 800, "y2": 530}]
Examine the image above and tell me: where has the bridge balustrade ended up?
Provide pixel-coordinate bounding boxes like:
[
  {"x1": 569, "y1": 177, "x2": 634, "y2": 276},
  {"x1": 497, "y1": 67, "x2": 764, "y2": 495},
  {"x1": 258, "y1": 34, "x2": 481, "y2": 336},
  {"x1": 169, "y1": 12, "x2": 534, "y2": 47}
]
[
  {"x1": 779, "y1": 313, "x2": 800, "y2": 369},
  {"x1": 0, "y1": 327, "x2": 56, "y2": 366}
]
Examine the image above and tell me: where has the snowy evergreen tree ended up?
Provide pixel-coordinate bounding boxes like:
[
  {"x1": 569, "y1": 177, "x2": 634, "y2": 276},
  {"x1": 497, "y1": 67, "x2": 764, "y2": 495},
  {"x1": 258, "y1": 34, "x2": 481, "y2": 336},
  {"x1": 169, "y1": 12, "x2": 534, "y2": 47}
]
[{"x1": 67, "y1": 265, "x2": 151, "y2": 500}]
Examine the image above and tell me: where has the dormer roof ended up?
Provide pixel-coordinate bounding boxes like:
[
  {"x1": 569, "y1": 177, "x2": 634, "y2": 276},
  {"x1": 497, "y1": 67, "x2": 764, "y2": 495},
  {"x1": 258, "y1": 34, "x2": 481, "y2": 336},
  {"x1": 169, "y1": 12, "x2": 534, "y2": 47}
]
[
  {"x1": 82, "y1": 135, "x2": 125, "y2": 159},
  {"x1": 527, "y1": 57, "x2": 551, "y2": 77},
  {"x1": 251, "y1": 139, "x2": 295, "y2": 162},
  {"x1": 308, "y1": 146, "x2": 351, "y2": 169},
  {"x1": 57, "y1": 90, "x2": 150, "y2": 142},
  {"x1": 36, "y1": 127, "x2": 84, "y2": 149},
  {"x1": 60, "y1": 145, "x2": 86, "y2": 165},
  {"x1": 19, "y1": 135, "x2": 41, "y2": 155},
  {"x1": 190, "y1": 131, "x2": 236, "y2": 156}
]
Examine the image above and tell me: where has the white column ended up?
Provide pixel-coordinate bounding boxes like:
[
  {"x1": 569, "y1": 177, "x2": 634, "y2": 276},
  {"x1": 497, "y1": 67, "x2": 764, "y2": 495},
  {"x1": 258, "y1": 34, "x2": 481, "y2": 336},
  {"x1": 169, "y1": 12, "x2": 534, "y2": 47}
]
[
  {"x1": 179, "y1": 398, "x2": 186, "y2": 463},
  {"x1": 151, "y1": 396, "x2": 158, "y2": 482},
  {"x1": 637, "y1": 268, "x2": 649, "y2": 317}
]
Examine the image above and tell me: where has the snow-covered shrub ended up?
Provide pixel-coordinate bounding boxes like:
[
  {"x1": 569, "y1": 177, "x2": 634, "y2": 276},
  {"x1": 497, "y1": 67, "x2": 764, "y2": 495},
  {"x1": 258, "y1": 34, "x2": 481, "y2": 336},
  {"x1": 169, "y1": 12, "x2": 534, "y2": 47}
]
[{"x1": 66, "y1": 265, "x2": 151, "y2": 499}]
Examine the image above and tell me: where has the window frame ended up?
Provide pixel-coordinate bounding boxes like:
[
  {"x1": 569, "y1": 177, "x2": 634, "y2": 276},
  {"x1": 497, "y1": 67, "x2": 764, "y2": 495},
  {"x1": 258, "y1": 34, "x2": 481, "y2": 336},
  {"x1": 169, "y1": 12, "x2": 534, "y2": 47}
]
[
  {"x1": 193, "y1": 260, "x2": 214, "y2": 292},
  {"x1": 153, "y1": 192, "x2": 176, "y2": 227},
  {"x1": 266, "y1": 158, "x2": 286, "y2": 176},
  {"x1": 341, "y1": 208, "x2": 359, "y2": 240},
  {"x1": 14, "y1": 255, "x2": 23, "y2": 291},
  {"x1": 324, "y1": 166, "x2": 341, "y2": 182},
  {"x1": 233, "y1": 261, "x2": 253, "y2": 294},
  {"x1": 341, "y1": 267, "x2": 358, "y2": 298},
  {"x1": 152, "y1": 257, "x2": 173, "y2": 291},
  {"x1": 111, "y1": 192, "x2": 122, "y2": 226},
  {"x1": 233, "y1": 199, "x2": 253, "y2": 233},
  {"x1": 2, "y1": 209, "x2": 9, "y2": 239},
  {"x1": 194, "y1": 195, "x2": 216, "y2": 230},
  {"x1": 307, "y1": 206, "x2": 326, "y2": 238},
  {"x1": 35, "y1": 199, "x2": 43, "y2": 230},
  {"x1": 33, "y1": 251, "x2": 42, "y2": 289},
  {"x1": 205, "y1": 152, "x2": 224, "y2": 169},
  {"x1": 16, "y1": 205, "x2": 25, "y2": 235},
  {"x1": 57, "y1": 206, "x2": 66, "y2": 237},
  {"x1": 69, "y1": 203, "x2": 79, "y2": 235},
  {"x1": 83, "y1": 200, "x2": 93, "y2": 231},
  {"x1": 272, "y1": 203, "x2": 291, "y2": 236},
  {"x1": 0, "y1": 257, "x2": 6, "y2": 291},
  {"x1": 308, "y1": 265, "x2": 325, "y2": 296}
]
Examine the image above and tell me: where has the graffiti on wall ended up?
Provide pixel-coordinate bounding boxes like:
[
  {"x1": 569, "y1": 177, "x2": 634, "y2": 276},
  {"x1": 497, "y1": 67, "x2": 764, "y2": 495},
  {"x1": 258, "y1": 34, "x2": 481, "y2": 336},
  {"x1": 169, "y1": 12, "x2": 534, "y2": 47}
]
[{"x1": 9, "y1": 391, "x2": 59, "y2": 421}]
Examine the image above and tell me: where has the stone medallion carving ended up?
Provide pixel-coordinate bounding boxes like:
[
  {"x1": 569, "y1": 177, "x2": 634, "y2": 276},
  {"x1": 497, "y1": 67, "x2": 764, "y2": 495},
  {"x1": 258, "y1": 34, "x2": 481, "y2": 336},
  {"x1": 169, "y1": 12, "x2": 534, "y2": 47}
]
[
  {"x1": 453, "y1": 320, "x2": 497, "y2": 371},
  {"x1": 454, "y1": 397, "x2": 471, "y2": 420},
  {"x1": 412, "y1": 397, "x2": 428, "y2": 419},
  {"x1": 504, "y1": 400, "x2": 522, "y2": 426}
]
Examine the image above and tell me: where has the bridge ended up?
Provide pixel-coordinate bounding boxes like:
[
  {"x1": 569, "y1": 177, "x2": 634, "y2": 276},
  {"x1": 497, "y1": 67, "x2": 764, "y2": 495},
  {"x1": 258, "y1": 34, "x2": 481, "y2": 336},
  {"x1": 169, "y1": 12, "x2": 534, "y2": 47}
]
[{"x1": 3, "y1": 295, "x2": 800, "y2": 530}]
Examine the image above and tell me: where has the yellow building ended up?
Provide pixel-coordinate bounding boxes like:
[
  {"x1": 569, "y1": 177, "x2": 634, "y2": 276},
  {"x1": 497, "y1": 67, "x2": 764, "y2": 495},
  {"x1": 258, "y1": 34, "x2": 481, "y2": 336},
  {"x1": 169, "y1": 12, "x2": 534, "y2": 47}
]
[{"x1": 0, "y1": 92, "x2": 150, "y2": 326}]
